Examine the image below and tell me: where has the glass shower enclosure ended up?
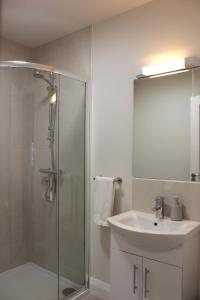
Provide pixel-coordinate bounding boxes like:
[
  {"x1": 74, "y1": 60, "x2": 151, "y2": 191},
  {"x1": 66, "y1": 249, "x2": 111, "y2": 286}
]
[{"x1": 0, "y1": 61, "x2": 88, "y2": 300}]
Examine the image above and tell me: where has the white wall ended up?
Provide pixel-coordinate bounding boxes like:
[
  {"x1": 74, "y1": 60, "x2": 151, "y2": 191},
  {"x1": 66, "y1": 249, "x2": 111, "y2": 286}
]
[
  {"x1": 34, "y1": 27, "x2": 91, "y2": 80},
  {"x1": 91, "y1": 0, "x2": 200, "y2": 284}
]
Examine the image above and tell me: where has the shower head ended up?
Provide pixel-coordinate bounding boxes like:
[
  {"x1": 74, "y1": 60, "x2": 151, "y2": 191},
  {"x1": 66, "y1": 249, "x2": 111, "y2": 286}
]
[
  {"x1": 33, "y1": 71, "x2": 54, "y2": 89},
  {"x1": 33, "y1": 71, "x2": 44, "y2": 79},
  {"x1": 33, "y1": 71, "x2": 57, "y2": 104}
]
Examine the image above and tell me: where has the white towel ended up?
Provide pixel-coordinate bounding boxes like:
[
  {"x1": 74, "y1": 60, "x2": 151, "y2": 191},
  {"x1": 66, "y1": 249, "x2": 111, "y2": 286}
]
[{"x1": 93, "y1": 176, "x2": 116, "y2": 226}]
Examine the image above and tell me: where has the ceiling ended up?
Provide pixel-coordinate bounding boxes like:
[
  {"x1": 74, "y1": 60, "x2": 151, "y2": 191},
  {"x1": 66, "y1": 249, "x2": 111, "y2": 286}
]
[{"x1": 0, "y1": 0, "x2": 151, "y2": 48}]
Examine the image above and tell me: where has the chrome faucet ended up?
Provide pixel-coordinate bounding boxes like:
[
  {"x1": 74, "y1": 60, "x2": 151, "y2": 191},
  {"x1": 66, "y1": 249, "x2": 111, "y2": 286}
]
[
  {"x1": 191, "y1": 173, "x2": 200, "y2": 182},
  {"x1": 152, "y1": 196, "x2": 164, "y2": 219}
]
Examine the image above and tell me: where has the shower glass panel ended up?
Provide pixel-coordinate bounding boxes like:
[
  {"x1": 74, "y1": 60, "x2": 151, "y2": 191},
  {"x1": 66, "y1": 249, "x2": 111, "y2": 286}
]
[
  {"x1": 59, "y1": 76, "x2": 86, "y2": 297},
  {"x1": 0, "y1": 61, "x2": 87, "y2": 300}
]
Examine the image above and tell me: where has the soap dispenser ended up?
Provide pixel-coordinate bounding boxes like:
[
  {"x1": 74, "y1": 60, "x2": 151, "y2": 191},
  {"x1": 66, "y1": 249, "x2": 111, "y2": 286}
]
[{"x1": 171, "y1": 196, "x2": 183, "y2": 221}]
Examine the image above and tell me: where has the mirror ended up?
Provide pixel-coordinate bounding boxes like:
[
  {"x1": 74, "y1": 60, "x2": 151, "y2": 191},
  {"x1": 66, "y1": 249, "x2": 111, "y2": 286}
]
[{"x1": 133, "y1": 68, "x2": 200, "y2": 182}]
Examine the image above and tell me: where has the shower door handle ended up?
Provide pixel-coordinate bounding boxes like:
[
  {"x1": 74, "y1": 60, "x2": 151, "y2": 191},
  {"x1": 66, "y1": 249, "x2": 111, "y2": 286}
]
[{"x1": 39, "y1": 168, "x2": 57, "y2": 174}]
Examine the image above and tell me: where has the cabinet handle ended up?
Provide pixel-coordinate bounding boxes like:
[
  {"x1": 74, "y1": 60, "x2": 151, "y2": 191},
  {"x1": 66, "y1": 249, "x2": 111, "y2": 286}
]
[
  {"x1": 144, "y1": 268, "x2": 150, "y2": 298},
  {"x1": 133, "y1": 264, "x2": 138, "y2": 294}
]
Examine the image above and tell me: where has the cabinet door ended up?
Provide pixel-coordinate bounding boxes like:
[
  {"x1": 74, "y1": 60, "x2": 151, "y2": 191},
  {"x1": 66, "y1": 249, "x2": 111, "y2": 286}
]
[
  {"x1": 143, "y1": 258, "x2": 182, "y2": 300},
  {"x1": 111, "y1": 249, "x2": 142, "y2": 300}
]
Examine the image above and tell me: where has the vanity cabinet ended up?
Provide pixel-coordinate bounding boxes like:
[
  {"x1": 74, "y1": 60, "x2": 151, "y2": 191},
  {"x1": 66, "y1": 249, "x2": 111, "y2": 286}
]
[
  {"x1": 110, "y1": 231, "x2": 199, "y2": 300},
  {"x1": 111, "y1": 249, "x2": 182, "y2": 300},
  {"x1": 142, "y1": 258, "x2": 182, "y2": 300},
  {"x1": 111, "y1": 249, "x2": 142, "y2": 300}
]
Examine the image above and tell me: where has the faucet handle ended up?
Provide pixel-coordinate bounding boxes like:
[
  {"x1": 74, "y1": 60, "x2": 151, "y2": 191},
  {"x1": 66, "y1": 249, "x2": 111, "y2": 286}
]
[{"x1": 153, "y1": 196, "x2": 165, "y2": 211}]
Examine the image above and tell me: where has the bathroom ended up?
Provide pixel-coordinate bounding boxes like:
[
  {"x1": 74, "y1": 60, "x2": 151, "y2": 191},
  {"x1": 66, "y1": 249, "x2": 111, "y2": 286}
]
[{"x1": 0, "y1": 0, "x2": 200, "y2": 299}]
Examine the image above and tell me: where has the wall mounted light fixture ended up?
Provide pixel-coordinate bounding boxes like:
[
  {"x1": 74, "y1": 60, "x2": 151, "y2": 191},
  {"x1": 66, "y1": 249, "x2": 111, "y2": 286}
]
[{"x1": 137, "y1": 57, "x2": 200, "y2": 79}]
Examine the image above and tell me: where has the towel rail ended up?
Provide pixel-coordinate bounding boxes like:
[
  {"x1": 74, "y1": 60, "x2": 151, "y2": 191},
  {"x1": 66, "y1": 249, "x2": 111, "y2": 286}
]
[{"x1": 93, "y1": 176, "x2": 122, "y2": 183}]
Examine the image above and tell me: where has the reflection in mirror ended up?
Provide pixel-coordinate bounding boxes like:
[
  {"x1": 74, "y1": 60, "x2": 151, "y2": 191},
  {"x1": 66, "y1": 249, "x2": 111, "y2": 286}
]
[{"x1": 133, "y1": 68, "x2": 200, "y2": 182}]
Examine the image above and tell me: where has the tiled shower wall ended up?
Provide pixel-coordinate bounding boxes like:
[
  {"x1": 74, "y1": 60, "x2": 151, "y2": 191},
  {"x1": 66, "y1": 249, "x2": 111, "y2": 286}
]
[
  {"x1": 0, "y1": 44, "x2": 60, "y2": 276},
  {"x1": 0, "y1": 38, "x2": 59, "y2": 274},
  {"x1": 0, "y1": 67, "x2": 33, "y2": 272},
  {"x1": 0, "y1": 37, "x2": 33, "y2": 272}
]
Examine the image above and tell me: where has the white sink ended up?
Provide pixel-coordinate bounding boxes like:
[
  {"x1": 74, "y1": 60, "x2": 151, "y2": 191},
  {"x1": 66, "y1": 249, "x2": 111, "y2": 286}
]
[{"x1": 108, "y1": 210, "x2": 200, "y2": 251}]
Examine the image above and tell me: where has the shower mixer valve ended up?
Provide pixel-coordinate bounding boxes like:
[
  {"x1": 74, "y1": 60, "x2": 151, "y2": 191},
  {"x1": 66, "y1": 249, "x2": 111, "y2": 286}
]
[
  {"x1": 40, "y1": 168, "x2": 65, "y2": 202},
  {"x1": 43, "y1": 174, "x2": 56, "y2": 202}
]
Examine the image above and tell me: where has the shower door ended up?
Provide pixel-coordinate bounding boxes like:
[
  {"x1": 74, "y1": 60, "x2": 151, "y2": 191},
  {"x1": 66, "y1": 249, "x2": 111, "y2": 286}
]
[
  {"x1": 32, "y1": 70, "x2": 87, "y2": 299},
  {"x1": 32, "y1": 70, "x2": 87, "y2": 298},
  {"x1": 58, "y1": 75, "x2": 86, "y2": 298}
]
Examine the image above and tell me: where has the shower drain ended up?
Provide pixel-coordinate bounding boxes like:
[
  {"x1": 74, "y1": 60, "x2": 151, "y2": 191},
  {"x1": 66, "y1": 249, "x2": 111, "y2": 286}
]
[{"x1": 62, "y1": 288, "x2": 76, "y2": 297}]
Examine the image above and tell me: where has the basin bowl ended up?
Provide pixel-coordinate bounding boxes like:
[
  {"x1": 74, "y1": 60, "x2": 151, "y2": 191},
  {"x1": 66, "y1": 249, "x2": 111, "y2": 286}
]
[{"x1": 108, "y1": 210, "x2": 200, "y2": 251}]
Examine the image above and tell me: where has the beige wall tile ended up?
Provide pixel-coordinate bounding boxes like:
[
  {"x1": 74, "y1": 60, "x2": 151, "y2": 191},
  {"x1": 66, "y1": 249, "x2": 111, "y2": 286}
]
[
  {"x1": 0, "y1": 40, "x2": 33, "y2": 272},
  {"x1": 0, "y1": 245, "x2": 11, "y2": 272},
  {"x1": 132, "y1": 178, "x2": 200, "y2": 221}
]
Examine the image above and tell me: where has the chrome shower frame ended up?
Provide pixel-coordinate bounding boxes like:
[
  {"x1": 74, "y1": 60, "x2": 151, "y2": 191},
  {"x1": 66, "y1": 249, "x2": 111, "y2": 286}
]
[
  {"x1": 0, "y1": 61, "x2": 85, "y2": 81},
  {"x1": 0, "y1": 60, "x2": 90, "y2": 300}
]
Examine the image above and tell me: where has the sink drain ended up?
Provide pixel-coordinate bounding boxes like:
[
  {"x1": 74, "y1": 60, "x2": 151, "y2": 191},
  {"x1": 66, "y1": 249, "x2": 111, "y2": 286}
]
[{"x1": 62, "y1": 288, "x2": 76, "y2": 297}]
